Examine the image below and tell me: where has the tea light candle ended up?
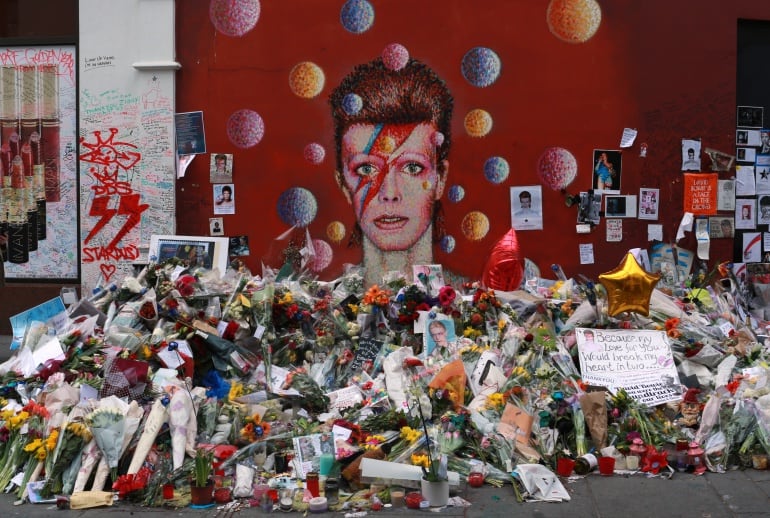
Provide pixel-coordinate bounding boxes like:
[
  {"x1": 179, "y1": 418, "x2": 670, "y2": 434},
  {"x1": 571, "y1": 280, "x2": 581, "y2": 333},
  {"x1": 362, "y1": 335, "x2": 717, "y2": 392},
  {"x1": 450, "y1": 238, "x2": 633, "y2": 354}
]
[{"x1": 390, "y1": 487, "x2": 405, "y2": 507}]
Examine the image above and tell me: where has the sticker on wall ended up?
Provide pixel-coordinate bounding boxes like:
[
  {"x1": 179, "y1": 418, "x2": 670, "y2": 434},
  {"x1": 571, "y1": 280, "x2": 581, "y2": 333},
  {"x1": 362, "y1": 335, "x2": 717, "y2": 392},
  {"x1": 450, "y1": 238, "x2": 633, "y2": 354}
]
[
  {"x1": 209, "y1": 0, "x2": 261, "y2": 37},
  {"x1": 537, "y1": 147, "x2": 578, "y2": 191},
  {"x1": 227, "y1": 109, "x2": 264, "y2": 149},
  {"x1": 592, "y1": 149, "x2": 621, "y2": 193},
  {"x1": 546, "y1": 0, "x2": 602, "y2": 44},
  {"x1": 340, "y1": 0, "x2": 375, "y2": 34}
]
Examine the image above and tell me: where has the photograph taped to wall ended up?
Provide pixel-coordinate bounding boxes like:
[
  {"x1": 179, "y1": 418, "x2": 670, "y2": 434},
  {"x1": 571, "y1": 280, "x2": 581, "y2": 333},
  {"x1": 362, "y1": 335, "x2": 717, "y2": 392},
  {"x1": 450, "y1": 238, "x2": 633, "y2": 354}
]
[
  {"x1": 148, "y1": 235, "x2": 229, "y2": 276},
  {"x1": 736, "y1": 129, "x2": 761, "y2": 146},
  {"x1": 736, "y1": 165, "x2": 757, "y2": 196},
  {"x1": 638, "y1": 188, "x2": 659, "y2": 220},
  {"x1": 175, "y1": 111, "x2": 206, "y2": 155},
  {"x1": 737, "y1": 106, "x2": 764, "y2": 128},
  {"x1": 681, "y1": 139, "x2": 702, "y2": 171},
  {"x1": 209, "y1": 217, "x2": 224, "y2": 236},
  {"x1": 592, "y1": 149, "x2": 622, "y2": 193},
  {"x1": 759, "y1": 195, "x2": 770, "y2": 225},
  {"x1": 510, "y1": 185, "x2": 543, "y2": 230},
  {"x1": 703, "y1": 148, "x2": 735, "y2": 172},
  {"x1": 735, "y1": 198, "x2": 757, "y2": 230},
  {"x1": 737, "y1": 147, "x2": 756, "y2": 163},
  {"x1": 577, "y1": 191, "x2": 601, "y2": 225},
  {"x1": 213, "y1": 183, "x2": 235, "y2": 215},
  {"x1": 3, "y1": 45, "x2": 79, "y2": 280},
  {"x1": 210, "y1": 153, "x2": 233, "y2": 183},
  {"x1": 708, "y1": 217, "x2": 734, "y2": 238},
  {"x1": 756, "y1": 162, "x2": 770, "y2": 195},
  {"x1": 604, "y1": 195, "x2": 637, "y2": 218},
  {"x1": 717, "y1": 179, "x2": 736, "y2": 211}
]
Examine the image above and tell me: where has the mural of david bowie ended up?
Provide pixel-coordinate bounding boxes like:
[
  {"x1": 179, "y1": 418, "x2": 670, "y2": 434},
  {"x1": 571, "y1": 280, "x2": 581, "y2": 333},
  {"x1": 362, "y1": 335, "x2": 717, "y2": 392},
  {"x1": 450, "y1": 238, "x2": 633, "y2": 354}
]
[{"x1": 330, "y1": 57, "x2": 454, "y2": 287}]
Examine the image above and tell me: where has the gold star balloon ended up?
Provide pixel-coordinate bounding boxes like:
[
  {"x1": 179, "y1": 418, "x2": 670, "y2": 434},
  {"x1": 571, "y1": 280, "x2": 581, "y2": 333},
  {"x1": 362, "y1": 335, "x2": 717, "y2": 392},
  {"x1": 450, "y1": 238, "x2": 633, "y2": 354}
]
[{"x1": 598, "y1": 252, "x2": 661, "y2": 317}]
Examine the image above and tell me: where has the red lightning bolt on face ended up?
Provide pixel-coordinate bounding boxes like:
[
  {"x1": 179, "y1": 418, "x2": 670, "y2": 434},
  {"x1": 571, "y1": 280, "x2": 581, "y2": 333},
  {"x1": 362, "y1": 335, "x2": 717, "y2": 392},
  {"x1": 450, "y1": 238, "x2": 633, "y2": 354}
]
[{"x1": 353, "y1": 123, "x2": 419, "y2": 217}]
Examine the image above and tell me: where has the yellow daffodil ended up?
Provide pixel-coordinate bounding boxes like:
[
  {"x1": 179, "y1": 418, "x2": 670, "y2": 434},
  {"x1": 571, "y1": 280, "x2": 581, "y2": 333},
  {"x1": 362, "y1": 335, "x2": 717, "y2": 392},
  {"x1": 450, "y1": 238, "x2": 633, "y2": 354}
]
[
  {"x1": 228, "y1": 381, "x2": 245, "y2": 401},
  {"x1": 46, "y1": 429, "x2": 60, "y2": 451},
  {"x1": 411, "y1": 453, "x2": 430, "y2": 468},
  {"x1": 24, "y1": 438, "x2": 44, "y2": 453}
]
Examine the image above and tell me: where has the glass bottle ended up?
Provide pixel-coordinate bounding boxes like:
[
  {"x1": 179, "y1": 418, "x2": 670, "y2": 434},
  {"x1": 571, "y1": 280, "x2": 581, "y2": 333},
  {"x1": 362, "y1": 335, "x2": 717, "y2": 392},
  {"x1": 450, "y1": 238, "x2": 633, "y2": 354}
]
[{"x1": 573, "y1": 453, "x2": 598, "y2": 475}]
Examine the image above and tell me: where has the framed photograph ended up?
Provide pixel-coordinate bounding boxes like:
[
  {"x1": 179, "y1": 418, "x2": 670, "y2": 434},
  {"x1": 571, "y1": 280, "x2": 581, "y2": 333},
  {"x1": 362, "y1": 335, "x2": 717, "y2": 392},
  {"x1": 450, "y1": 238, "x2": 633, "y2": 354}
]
[
  {"x1": 577, "y1": 191, "x2": 602, "y2": 225},
  {"x1": 708, "y1": 217, "x2": 734, "y2": 238},
  {"x1": 510, "y1": 185, "x2": 543, "y2": 230},
  {"x1": 737, "y1": 106, "x2": 764, "y2": 128},
  {"x1": 209, "y1": 153, "x2": 233, "y2": 183},
  {"x1": 148, "y1": 234, "x2": 230, "y2": 275},
  {"x1": 735, "y1": 199, "x2": 757, "y2": 230},
  {"x1": 423, "y1": 317, "x2": 456, "y2": 359},
  {"x1": 592, "y1": 149, "x2": 622, "y2": 193},
  {"x1": 737, "y1": 147, "x2": 756, "y2": 163},
  {"x1": 229, "y1": 235, "x2": 250, "y2": 256},
  {"x1": 604, "y1": 195, "x2": 637, "y2": 218},
  {"x1": 2, "y1": 45, "x2": 79, "y2": 280},
  {"x1": 213, "y1": 183, "x2": 235, "y2": 215},
  {"x1": 175, "y1": 110, "x2": 206, "y2": 155},
  {"x1": 209, "y1": 217, "x2": 224, "y2": 236},
  {"x1": 638, "y1": 188, "x2": 659, "y2": 220}
]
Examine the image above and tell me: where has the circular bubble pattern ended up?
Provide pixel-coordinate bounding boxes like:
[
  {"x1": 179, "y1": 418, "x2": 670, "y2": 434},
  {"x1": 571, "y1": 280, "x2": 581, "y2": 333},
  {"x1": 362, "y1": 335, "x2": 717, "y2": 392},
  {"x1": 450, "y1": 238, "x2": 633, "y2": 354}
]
[
  {"x1": 440, "y1": 235, "x2": 456, "y2": 253},
  {"x1": 303, "y1": 143, "x2": 326, "y2": 165},
  {"x1": 277, "y1": 187, "x2": 318, "y2": 227},
  {"x1": 342, "y1": 93, "x2": 363, "y2": 115},
  {"x1": 537, "y1": 147, "x2": 578, "y2": 190},
  {"x1": 340, "y1": 0, "x2": 375, "y2": 34},
  {"x1": 309, "y1": 239, "x2": 333, "y2": 272},
  {"x1": 289, "y1": 62, "x2": 325, "y2": 99},
  {"x1": 209, "y1": 0, "x2": 261, "y2": 37},
  {"x1": 484, "y1": 156, "x2": 510, "y2": 184},
  {"x1": 326, "y1": 221, "x2": 346, "y2": 244},
  {"x1": 464, "y1": 109, "x2": 493, "y2": 137},
  {"x1": 547, "y1": 0, "x2": 602, "y2": 43},
  {"x1": 461, "y1": 211, "x2": 490, "y2": 241},
  {"x1": 461, "y1": 47, "x2": 501, "y2": 88},
  {"x1": 382, "y1": 43, "x2": 409, "y2": 71},
  {"x1": 226, "y1": 109, "x2": 264, "y2": 149},
  {"x1": 448, "y1": 185, "x2": 465, "y2": 203}
]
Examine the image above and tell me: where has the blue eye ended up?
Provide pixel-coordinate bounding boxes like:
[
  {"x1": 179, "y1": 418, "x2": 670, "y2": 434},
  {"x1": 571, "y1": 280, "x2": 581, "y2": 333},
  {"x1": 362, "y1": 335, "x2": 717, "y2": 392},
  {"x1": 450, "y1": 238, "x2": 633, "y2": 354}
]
[{"x1": 355, "y1": 163, "x2": 378, "y2": 176}]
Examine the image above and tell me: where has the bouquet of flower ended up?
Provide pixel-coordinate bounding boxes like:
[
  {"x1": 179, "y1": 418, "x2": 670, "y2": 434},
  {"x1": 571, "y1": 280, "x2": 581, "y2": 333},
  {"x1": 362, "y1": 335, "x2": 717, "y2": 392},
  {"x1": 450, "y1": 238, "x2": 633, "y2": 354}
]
[
  {"x1": 40, "y1": 418, "x2": 92, "y2": 497},
  {"x1": 0, "y1": 406, "x2": 30, "y2": 491},
  {"x1": 86, "y1": 407, "x2": 127, "y2": 483}
]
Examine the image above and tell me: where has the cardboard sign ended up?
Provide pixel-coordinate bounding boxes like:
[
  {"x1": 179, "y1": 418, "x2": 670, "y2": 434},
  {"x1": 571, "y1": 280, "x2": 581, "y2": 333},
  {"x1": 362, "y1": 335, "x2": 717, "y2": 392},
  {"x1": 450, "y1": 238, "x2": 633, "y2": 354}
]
[
  {"x1": 683, "y1": 173, "x2": 718, "y2": 215},
  {"x1": 575, "y1": 328, "x2": 681, "y2": 406}
]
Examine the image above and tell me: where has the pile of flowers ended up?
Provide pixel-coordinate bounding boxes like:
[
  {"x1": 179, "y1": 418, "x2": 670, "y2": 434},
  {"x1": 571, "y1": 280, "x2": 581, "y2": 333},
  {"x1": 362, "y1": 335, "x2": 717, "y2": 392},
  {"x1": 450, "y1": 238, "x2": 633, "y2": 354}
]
[{"x1": 0, "y1": 253, "x2": 769, "y2": 509}]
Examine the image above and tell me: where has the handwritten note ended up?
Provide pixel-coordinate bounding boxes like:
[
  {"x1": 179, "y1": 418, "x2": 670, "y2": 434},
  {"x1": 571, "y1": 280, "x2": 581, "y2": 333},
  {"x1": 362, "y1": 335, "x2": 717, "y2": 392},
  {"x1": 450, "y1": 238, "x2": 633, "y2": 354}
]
[{"x1": 575, "y1": 328, "x2": 681, "y2": 406}]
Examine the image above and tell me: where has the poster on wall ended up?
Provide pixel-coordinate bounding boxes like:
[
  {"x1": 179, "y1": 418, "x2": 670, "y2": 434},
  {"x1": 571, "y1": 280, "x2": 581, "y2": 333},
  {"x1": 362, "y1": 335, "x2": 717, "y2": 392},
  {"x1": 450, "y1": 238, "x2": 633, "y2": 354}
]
[
  {"x1": 682, "y1": 173, "x2": 717, "y2": 215},
  {"x1": 1, "y1": 45, "x2": 79, "y2": 280}
]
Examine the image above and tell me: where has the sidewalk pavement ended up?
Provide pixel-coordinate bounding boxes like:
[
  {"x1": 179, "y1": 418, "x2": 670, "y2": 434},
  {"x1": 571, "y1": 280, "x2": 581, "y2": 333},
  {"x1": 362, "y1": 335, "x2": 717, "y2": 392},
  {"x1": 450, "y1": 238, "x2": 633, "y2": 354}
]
[{"x1": 0, "y1": 464, "x2": 767, "y2": 517}]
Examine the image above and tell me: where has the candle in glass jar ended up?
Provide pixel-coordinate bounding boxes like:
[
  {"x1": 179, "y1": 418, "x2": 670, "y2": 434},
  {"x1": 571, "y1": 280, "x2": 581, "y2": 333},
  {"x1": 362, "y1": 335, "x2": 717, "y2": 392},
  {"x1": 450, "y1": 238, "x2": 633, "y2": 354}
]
[{"x1": 390, "y1": 486, "x2": 405, "y2": 507}]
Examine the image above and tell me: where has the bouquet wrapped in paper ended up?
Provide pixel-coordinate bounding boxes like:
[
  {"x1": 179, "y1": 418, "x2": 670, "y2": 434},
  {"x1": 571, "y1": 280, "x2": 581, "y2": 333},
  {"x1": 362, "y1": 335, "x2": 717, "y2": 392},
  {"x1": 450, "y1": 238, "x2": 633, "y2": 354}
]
[
  {"x1": 90, "y1": 400, "x2": 143, "y2": 491},
  {"x1": 86, "y1": 407, "x2": 127, "y2": 483},
  {"x1": 127, "y1": 399, "x2": 168, "y2": 475}
]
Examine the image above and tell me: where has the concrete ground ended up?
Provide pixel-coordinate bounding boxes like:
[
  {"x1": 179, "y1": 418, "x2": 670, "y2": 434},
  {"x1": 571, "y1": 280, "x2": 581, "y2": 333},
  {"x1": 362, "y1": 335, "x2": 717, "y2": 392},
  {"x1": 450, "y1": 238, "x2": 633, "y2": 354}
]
[{"x1": 1, "y1": 337, "x2": 769, "y2": 516}]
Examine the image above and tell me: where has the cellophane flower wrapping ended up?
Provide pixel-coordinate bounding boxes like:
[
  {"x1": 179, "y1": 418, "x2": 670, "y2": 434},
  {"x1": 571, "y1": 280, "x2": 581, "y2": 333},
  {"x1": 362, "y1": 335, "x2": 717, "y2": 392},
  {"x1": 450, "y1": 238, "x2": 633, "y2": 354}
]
[
  {"x1": 87, "y1": 406, "x2": 126, "y2": 480},
  {"x1": 91, "y1": 400, "x2": 143, "y2": 491}
]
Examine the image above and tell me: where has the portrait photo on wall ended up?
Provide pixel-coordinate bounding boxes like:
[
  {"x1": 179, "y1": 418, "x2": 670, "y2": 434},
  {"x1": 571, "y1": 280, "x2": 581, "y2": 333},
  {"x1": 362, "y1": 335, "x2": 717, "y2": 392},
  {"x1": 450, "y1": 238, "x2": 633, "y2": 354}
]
[
  {"x1": 759, "y1": 129, "x2": 770, "y2": 155},
  {"x1": 229, "y1": 235, "x2": 250, "y2": 256},
  {"x1": 577, "y1": 191, "x2": 601, "y2": 225},
  {"x1": 423, "y1": 317, "x2": 456, "y2": 359},
  {"x1": 175, "y1": 110, "x2": 206, "y2": 155},
  {"x1": 758, "y1": 195, "x2": 770, "y2": 225},
  {"x1": 708, "y1": 217, "x2": 734, "y2": 239},
  {"x1": 605, "y1": 195, "x2": 637, "y2": 218},
  {"x1": 638, "y1": 188, "x2": 659, "y2": 220},
  {"x1": 737, "y1": 147, "x2": 756, "y2": 163},
  {"x1": 213, "y1": 183, "x2": 235, "y2": 215},
  {"x1": 736, "y1": 129, "x2": 761, "y2": 147},
  {"x1": 210, "y1": 153, "x2": 233, "y2": 184},
  {"x1": 737, "y1": 105, "x2": 764, "y2": 128},
  {"x1": 681, "y1": 139, "x2": 702, "y2": 171},
  {"x1": 592, "y1": 149, "x2": 622, "y2": 193},
  {"x1": 209, "y1": 217, "x2": 224, "y2": 236},
  {"x1": 735, "y1": 198, "x2": 757, "y2": 230},
  {"x1": 510, "y1": 185, "x2": 543, "y2": 230},
  {"x1": 717, "y1": 179, "x2": 736, "y2": 211}
]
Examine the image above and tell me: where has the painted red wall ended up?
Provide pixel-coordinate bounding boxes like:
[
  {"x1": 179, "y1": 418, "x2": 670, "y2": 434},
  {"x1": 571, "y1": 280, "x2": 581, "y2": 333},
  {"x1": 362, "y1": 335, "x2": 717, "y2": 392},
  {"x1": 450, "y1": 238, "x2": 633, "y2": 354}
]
[{"x1": 175, "y1": 0, "x2": 770, "y2": 282}]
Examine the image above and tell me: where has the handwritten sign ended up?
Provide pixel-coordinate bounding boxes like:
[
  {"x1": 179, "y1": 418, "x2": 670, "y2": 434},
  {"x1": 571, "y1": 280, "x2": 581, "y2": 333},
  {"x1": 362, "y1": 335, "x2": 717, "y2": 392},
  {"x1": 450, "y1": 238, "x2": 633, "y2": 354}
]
[
  {"x1": 683, "y1": 173, "x2": 717, "y2": 215},
  {"x1": 575, "y1": 328, "x2": 681, "y2": 406},
  {"x1": 350, "y1": 337, "x2": 383, "y2": 372}
]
